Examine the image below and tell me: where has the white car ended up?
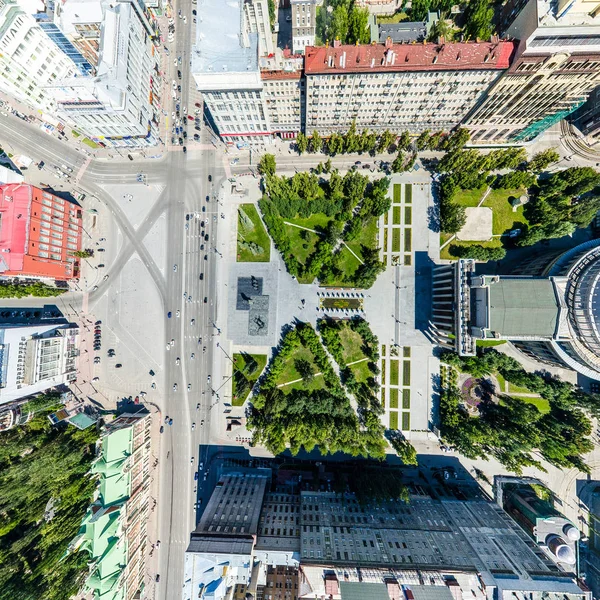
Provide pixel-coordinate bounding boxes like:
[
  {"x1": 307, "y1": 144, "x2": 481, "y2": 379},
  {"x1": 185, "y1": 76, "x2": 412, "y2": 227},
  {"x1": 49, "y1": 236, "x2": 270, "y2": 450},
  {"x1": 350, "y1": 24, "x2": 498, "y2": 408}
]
[
  {"x1": 172, "y1": 80, "x2": 177, "y2": 89},
  {"x1": 230, "y1": 158, "x2": 239, "y2": 165},
  {"x1": 173, "y1": 383, "x2": 178, "y2": 391},
  {"x1": 191, "y1": 353, "x2": 195, "y2": 359},
  {"x1": 166, "y1": 344, "x2": 170, "y2": 350},
  {"x1": 176, "y1": 357, "x2": 180, "y2": 365},
  {"x1": 187, "y1": 383, "x2": 191, "y2": 391},
  {"x1": 183, "y1": 15, "x2": 187, "y2": 23},
  {"x1": 173, "y1": 264, "x2": 178, "y2": 272},
  {"x1": 192, "y1": 422, "x2": 195, "y2": 430},
  {"x1": 191, "y1": 318, "x2": 195, "y2": 325},
  {"x1": 176, "y1": 310, "x2": 180, "y2": 318},
  {"x1": 170, "y1": 339, "x2": 175, "y2": 346},
  {"x1": 207, "y1": 375, "x2": 211, "y2": 383}
]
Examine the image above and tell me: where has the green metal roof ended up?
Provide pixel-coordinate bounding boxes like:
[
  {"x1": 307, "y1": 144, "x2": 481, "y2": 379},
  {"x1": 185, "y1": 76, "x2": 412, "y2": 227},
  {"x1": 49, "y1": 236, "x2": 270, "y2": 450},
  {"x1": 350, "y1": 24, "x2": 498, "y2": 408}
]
[
  {"x1": 102, "y1": 427, "x2": 132, "y2": 464},
  {"x1": 488, "y1": 278, "x2": 559, "y2": 337},
  {"x1": 340, "y1": 583, "x2": 390, "y2": 600}
]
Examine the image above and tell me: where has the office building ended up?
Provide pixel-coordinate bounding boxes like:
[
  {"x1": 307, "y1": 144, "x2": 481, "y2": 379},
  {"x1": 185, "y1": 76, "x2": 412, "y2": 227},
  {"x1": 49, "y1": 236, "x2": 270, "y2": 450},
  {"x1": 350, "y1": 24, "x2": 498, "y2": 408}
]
[
  {"x1": 183, "y1": 469, "x2": 589, "y2": 600},
  {"x1": 0, "y1": 0, "x2": 80, "y2": 112},
  {"x1": 0, "y1": 184, "x2": 82, "y2": 280},
  {"x1": 0, "y1": 320, "x2": 78, "y2": 405},
  {"x1": 303, "y1": 39, "x2": 516, "y2": 136},
  {"x1": 465, "y1": 0, "x2": 600, "y2": 143},
  {"x1": 47, "y1": 0, "x2": 160, "y2": 146},
  {"x1": 70, "y1": 410, "x2": 152, "y2": 600},
  {"x1": 291, "y1": 0, "x2": 320, "y2": 55},
  {"x1": 431, "y1": 239, "x2": 600, "y2": 381},
  {"x1": 569, "y1": 86, "x2": 600, "y2": 146},
  {"x1": 244, "y1": 0, "x2": 274, "y2": 56}
]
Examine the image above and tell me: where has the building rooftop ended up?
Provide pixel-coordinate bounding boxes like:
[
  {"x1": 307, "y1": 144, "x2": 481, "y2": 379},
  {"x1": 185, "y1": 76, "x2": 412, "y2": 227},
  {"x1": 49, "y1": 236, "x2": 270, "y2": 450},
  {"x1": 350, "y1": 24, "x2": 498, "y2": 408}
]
[
  {"x1": 192, "y1": 0, "x2": 260, "y2": 87},
  {"x1": 487, "y1": 277, "x2": 559, "y2": 337},
  {"x1": 377, "y1": 22, "x2": 428, "y2": 44},
  {"x1": 304, "y1": 40, "x2": 517, "y2": 75},
  {"x1": 340, "y1": 582, "x2": 391, "y2": 600}
]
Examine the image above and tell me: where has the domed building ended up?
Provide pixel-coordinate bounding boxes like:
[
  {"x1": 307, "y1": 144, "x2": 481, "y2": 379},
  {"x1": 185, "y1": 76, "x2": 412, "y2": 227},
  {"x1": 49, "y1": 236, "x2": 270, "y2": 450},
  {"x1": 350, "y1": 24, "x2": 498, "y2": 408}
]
[{"x1": 431, "y1": 239, "x2": 600, "y2": 383}]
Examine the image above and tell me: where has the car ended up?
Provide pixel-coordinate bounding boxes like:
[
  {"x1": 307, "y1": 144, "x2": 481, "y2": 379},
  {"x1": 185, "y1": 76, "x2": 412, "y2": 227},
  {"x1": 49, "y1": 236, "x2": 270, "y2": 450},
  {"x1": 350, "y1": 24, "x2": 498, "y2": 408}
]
[
  {"x1": 203, "y1": 346, "x2": 206, "y2": 353},
  {"x1": 98, "y1": 263, "x2": 105, "y2": 268},
  {"x1": 168, "y1": 311, "x2": 172, "y2": 318},
  {"x1": 188, "y1": 115, "x2": 195, "y2": 121},
  {"x1": 208, "y1": 174, "x2": 212, "y2": 182},
  {"x1": 196, "y1": 403, "x2": 200, "y2": 410},
  {"x1": 38, "y1": 160, "x2": 45, "y2": 170},
  {"x1": 183, "y1": 15, "x2": 187, "y2": 22},
  {"x1": 165, "y1": 416, "x2": 170, "y2": 424},
  {"x1": 115, "y1": 363, "x2": 122, "y2": 368},
  {"x1": 199, "y1": 273, "x2": 204, "y2": 280},
  {"x1": 204, "y1": 297, "x2": 207, "y2": 303},
  {"x1": 176, "y1": 310, "x2": 180, "y2": 318},
  {"x1": 190, "y1": 456, "x2": 194, "y2": 463},
  {"x1": 194, "y1": 134, "x2": 200, "y2": 141},
  {"x1": 160, "y1": 425, "x2": 164, "y2": 433},
  {"x1": 183, "y1": 147, "x2": 187, "y2": 153},
  {"x1": 171, "y1": 339, "x2": 175, "y2": 346},
  {"x1": 179, "y1": 137, "x2": 183, "y2": 145},
  {"x1": 230, "y1": 158, "x2": 239, "y2": 165},
  {"x1": 199, "y1": 462, "x2": 204, "y2": 470},
  {"x1": 194, "y1": 471, "x2": 199, "y2": 481},
  {"x1": 127, "y1": 154, "x2": 134, "y2": 161},
  {"x1": 207, "y1": 374, "x2": 211, "y2": 383},
  {"x1": 204, "y1": 254, "x2": 208, "y2": 260},
  {"x1": 149, "y1": 369, "x2": 155, "y2": 376},
  {"x1": 191, "y1": 318, "x2": 195, "y2": 325},
  {"x1": 173, "y1": 383, "x2": 178, "y2": 391},
  {"x1": 151, "y1": 382, "x2": 156, "y2": 389},
  {"x1": 166, "y1": 343, "x2": 170, "y2": 350},
  {"x1": 177, "y1": 70, "x2": 182, "y2": 78},
  {"x1": 173, "y1": 264, "x2": 178, "y2": 272},
  {"x1": 201, "y1": 419, "x2": 204, "y2": 425},
  {"x1": 202, "y1": 206, "x2": 206, "y2": 212},
  {"x1": 92, "y1": 285, "x2": 98, "y2": 291},
  {"x1": 201, "y1": 221, "x2": 205, "y2": 228},
  {"x1": 176, "y1": 357, "x2": 180, "y2": 365},
  {"x1": 169, "y1": 418, "x2": 173, "y2": 425},
  {"x1": 92, "y1": 376, "x2": 100, "y2": 382},
  {"x1": 156, "y1": 575, "x2": 160, "y2": 583},
  {"x1": 286, "y1": 14, "x2": 291, "y2": 21},
  {"x1": 191, "y1": 353, "x2": 195, "y2": 359},
  {"x1": 95, "y1": 320, "x2": 102, "y2": 325},
  {"x1": 183, "y1": 131, "x2": 187, "y2": 138},
  {"x1": 192, "y1": 422, "x2": 195, "y2": 430},
  {"x1": 94, "y1": 357, "x2": 101, "y2": 364},
  {"x1": 178, "y1": 84, "x2": 181, "y2": 92},
  {"x1": 204, "y1": 234, "x2": 209, "y2": 241},
  {"x1": 188, "y1": 383, "x2": 192, "y2": 391}
]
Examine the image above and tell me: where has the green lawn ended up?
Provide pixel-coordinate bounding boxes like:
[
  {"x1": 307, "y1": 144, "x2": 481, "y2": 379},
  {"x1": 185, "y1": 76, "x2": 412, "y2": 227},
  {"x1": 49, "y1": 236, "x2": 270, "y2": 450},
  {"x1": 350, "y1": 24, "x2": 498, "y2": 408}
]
[
  {"x1": 346, "y1": 217, "x2": 378, "y2": 261},
  {"x1": 237, "y1": 204, "x2": 271, "y2": 262},
  {"x1": 390, "y1": 389, "x2": 399, "y2": 409},
  {"x1": 404, "y1": 228, "x2": 412, "y2": 252},
  {"x1": 331, "y1": 246, "x2": 362, "y2": 284},
  {"x1": 500, "y1": 395, "x2": 551, "y2": 414},
  {"x1": 390, "y1": 411, "x2": 399, "y2": 429},
  {"x1": 404, "y1": 206, "x2": 412, "y2": 226},
  {"x1": 339, "y1": 327, "x2": 367, "y2": 364},
  {"x1": 508, "y1": 381, "x2": 533, "y2": 395},
  {"x1": 390, "y1": 360, "x2": 399, "y2": 386},
  {"x1": 275, "y1": 346, "x2": 325, "y2": 393},
  {"x1": 454, "y1": 186, "x2": 486, "y2": 207},
  {"x1": 82, "y1": 137, "x2": 99, "y2": 148},
  {"x1": 285, "y1": 224, "x2": 320, "y2": 266},
  {"x1": 393, "y1": 206, "x2": 401, "y2": 225},
  {"x1": 476, "y1": 339, "x2": 507, "y2": 347},
  {"x1": 402, "y1": 389, "x2": 410, "y2": 409},
  {"x1": 286, "y1": 213, "x2": 332, "y2": 232},
  {"x1": 404, "y1": 184, "x2": 412, "y2": 204},
  {"x1": 440, "y1": 237, "x2": 502, "y2": 260},
  {"x1": 393, "y1": 184, "x2": 401, "y2": 203},
  {"x1": 378, "y1": 10, "x2": 409, "y2": 22},
  {"x1": 402, "y1": 412, "x2": 410, "y2": 431},
  {"x1": 232, "y1": 353, "x2": 268, "y2": 406},
  {"x1": 404, "y1": 254, "x2": 411, "y2": 265},
  {"x1": 402, "y1": 361, "x2": 411, "y2": 386},
  {"x1": 392, "y1": 228, "x2": 401, "y2": 252},
  {"x1": 482, "y1": 188, "x2": 528, "y2": 235},
  {"x1": 350, "y1": 359, "x2": 372, "y2": 383}
]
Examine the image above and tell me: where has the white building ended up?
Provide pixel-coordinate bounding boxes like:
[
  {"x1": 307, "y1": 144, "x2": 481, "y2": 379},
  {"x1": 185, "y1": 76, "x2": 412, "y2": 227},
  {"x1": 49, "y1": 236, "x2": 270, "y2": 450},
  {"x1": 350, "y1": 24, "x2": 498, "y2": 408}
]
[
  {"x1": 0, "y1": 0, "x2": 80, "y2": 111},
  {"x1": 465, "y1": 0, "x2": 600, "y2": 143},
  {"x1": 0, "y1": 321, "x2": 78, "y2": 405},
  {"x1": 46, "y1": 0, "x2": 159, "y2": 146},
  {"x1": 243, "y1": 0, "x2": 274, "y2": 56},
  {"x1": 303, "y1": 39, "x2": 517, "y2": 135},
  {"x1": 291, "y1": 0, "x2": 320, "y2": 54}
]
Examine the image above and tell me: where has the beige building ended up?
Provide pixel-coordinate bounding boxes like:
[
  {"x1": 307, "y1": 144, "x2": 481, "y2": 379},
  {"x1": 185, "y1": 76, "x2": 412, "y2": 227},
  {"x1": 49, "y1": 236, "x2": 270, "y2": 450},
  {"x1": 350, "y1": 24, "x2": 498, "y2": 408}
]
[
  {"x1": 465, "y1": 0, "x2": 600, "y2": 143},
  {"x1": 291, "y1": 0, "x2": 320, "y2": 54},
  {"x1": 303, "y1": 39, "x2": 517, "y2": 136}
]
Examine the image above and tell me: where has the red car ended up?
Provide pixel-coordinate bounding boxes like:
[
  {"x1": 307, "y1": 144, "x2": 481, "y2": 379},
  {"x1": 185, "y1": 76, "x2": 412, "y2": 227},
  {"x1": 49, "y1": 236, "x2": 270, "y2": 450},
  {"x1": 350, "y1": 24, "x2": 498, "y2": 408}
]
[{"x1": 187, "y1": 115, "x2": 194, "y2": 121}]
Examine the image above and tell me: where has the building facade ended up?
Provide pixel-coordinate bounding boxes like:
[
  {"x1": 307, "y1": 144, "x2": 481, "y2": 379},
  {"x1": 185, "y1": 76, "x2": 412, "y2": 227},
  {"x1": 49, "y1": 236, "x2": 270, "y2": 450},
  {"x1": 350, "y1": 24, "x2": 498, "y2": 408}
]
[
  {"x1": 291, "y1": 0, "x2": 319, "y2": 55},
  {"x1": 303, "y1": 39, "x2": 517, "y2": 136},
  {"x1": 71, "y1": 410, "x2": 152, "y2": 600},
  {"x1": 0, "y1": 184, "x2": 82, "y2": 280},
  {"x1": 465, "y1": 0, "x2": 600, "y2": 143},
  {"x1": 47, "y1": 0, "x2": 160, "y2": 147},
  {"x1": 244, "y1": 0, "x2": 274, "y2": 56},
  {"x1": 0, "y1": 0, "x2": 80, "y2": 112}
]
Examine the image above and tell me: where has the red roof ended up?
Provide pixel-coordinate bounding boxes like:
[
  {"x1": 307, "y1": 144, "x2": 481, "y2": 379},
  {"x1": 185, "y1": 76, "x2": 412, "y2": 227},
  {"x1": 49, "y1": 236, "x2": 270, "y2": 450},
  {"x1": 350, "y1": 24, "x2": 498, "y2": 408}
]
[
  {"x1": 304, "y1": 40, "x2": 517, "y2": 75},
  {"x1": 0, "y1": 183, "x2": 32, "y2": 274}
]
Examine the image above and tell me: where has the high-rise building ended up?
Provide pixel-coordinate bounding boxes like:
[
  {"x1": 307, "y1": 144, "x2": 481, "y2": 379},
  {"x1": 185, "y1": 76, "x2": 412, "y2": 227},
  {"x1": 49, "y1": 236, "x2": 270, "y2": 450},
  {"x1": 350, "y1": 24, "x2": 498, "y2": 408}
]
[
  {"x1": 244, "y1": 0, "x2": 275, "y2": 56},
  {"x1": 46, "y1": 0, "x2": 160, "y2": 147},
  {"x1": 0, "y1": 184, "x2": 82, "y2": 280},
  {"x1": 70, "y1": 410, "x2": 152, "y2": 600},
  {"x1": 569, "y1": 86, "x2": 600, "y2": 146},
  {"x1": 291, "y1": 0, "x2": 320, "y2": 55},
  {"x1": 0, "y1": 0, "x2": 80, "y2": 112},
  {"x1": 431, "y1": 240, "x2": 600, "y2": 382},
  {"x1": 303, "y1": 39, "x2": 516, "y2": 136},
  {"x1": 465, "y1": 0, "x2": 600, "y2": 143},
  {"x1": 183, "y1": 469, "x2": 590, "y2": 600}
]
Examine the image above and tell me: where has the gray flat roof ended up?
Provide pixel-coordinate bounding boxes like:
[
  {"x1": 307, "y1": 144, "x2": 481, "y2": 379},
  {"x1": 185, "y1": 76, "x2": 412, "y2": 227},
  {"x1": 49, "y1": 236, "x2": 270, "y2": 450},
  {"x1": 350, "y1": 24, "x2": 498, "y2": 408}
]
[
  {"x1": 192, "y1": 0, "x2": 259, "y2": 76},
  {"x1": 410, "y1": 586, "x2": 455, "y2": 600},
  {"x1": 488, "y1": 278, "x2": 559, "y2": 337},
  {"x1": 340, "y1": 583, "x2": 390, "y2": 600}
]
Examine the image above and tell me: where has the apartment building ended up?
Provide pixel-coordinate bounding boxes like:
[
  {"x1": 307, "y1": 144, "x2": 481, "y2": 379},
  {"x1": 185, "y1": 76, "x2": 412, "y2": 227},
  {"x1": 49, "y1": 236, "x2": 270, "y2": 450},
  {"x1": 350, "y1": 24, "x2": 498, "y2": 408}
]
[
  {"x1": 291, "y1": 0, "x2": 320, "y2": 54},
  {"x1": 465, "y1": 0, "x2": 600, "y2": 143},
  {"x1": 0, "y1": 0, "x2": 80, "y2": 111},
  {"x1": 47, "y1": 0, "x2": 160, "y2": 146},
  {"x1": 71, "y1": 411, "x2": 152, "y2": 600},
  {"x1": 184, "y1": 469, "x2": 590, "y2": 600},
  {"x1": 0, "y1": 184, "x2": 82, "y2": 280},
  {"x1": 303, "y1": 39, "x2": 517, "y2": 136}
]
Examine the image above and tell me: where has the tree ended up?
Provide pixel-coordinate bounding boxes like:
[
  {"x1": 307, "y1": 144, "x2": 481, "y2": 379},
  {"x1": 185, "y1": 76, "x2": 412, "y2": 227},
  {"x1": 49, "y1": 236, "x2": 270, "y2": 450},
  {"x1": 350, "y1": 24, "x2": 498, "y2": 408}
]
[
  {"x1": 493, "y1": 170, "x2": 537, "y2": 190},
  {"x1": 347, "y1": 4, "x2": 370, "y2": 44},
  {"x1": 411, "y1": 0, "x2": 430, "y2": 20},
  {"x1": 324, "y1": 158, "x2": 332, "y2": 173},
  {"x1": 267, "y1": 0, "x2": 276, "y2": 29},
  {"x1": 257, "y1": 153, "x2": 276, "y2": 177},
  {"x1": 449, "y1": 244, "x2": 507, "y2": 261},
  {"x1": 391, "y1": 151, "x2": 405, "y2": 173},
  {"x1": 296, "y1": 132, "x2": 308, "y2": 154},
  {"x1": 416, "y1": 130, "x2": 430, "y2": 151},
  {"x1": 527, "y1": 148, "x2": 560, "y2": 172},
  {"x1": 463, "y1": 0, "x2": 494, "y2": 41},
  {"x1": 445, "y1": 128, "x2": 471, "y2": 153},
  {"x1": 397, "y1": 131, "x2": 411, "y2": 152},
  {"x1": 327, "y1": 133, "x2": 345, "y2": 155},
  {"x1": 428, "y1": 14, "x2": 452, "y2": 41},
  {"x1": 344, "y1": 121, "x2": 360, "y2": 153},
  {"x1": 70, "y1": 249, "x2": 92, "y2": 258},
  {"x1": 389, "y1": 433, "x2": 418, "y2": 465},
  {"x1": 295, "y1": 358, "x2": 314, "y2": 383},
  {"x1": 377, "y1": 130, "x2": 395, "y2": 153},
  {"x1": 310, "y1": 130, "x2": 323, "y2": 153}
]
